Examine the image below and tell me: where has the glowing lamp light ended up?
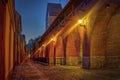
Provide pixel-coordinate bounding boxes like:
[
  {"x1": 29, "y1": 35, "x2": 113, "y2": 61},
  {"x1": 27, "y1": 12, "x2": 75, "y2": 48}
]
[
  {"x1": 78, "y1": 19, "x2": 83, "y2": 24},
  {"x1": 78, "y1": 19, "x2": 85, "y2": 28},
  {"x1": 51, "y1": 38, "x2": 55, "y2": 42},
  {"x1": 51, "y1": 38, "x2": 54, "y2": 41}
]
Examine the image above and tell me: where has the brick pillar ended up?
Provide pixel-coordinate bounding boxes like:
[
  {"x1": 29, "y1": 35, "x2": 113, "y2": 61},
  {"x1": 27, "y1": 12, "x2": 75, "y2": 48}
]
[
  {"x1": 45, "y1": 46, "x2": 49, "y2": 63},
  {"x1": 66, "y1": 29, "x2": 80, "y2": 65},
  {"x1": 47, "y1": 41, "x2": 56, "y2": 65},
  {"x1": 63, "y1": 37, "x2": 67, "y2": 65},
  {"x1": 78, "y1": 26, "x2": 90, "y2": 68},
  {"x1": 80, "y1": 27, "x2": 90, "y2": 69},
  {"x1": 55, "y1": 36, "x2": 64, "y2": 65}
]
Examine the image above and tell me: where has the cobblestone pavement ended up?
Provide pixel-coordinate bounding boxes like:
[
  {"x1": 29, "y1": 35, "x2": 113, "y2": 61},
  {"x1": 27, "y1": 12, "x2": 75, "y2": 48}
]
[
  {"x1": 12, "y1": 61, "x2": 120, "y2": 80},
  {"x1": 33, "y1": 61, "x2": 120, "y2": 80},
  {"x1": 11, "y1": 61, "x2": 49, "y2": 80}
]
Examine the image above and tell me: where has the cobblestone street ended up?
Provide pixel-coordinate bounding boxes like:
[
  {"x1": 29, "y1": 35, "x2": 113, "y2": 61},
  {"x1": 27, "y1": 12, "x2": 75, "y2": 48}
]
[
  {"x1": 1, "y1": 0, "x2": 120, "y2": 79},
  {"x1": 11, "y1": 61, "x2": 49, "y2": 80},
  {"x1": 11, "y1": 60, "x2": 120, "y2": 80}
]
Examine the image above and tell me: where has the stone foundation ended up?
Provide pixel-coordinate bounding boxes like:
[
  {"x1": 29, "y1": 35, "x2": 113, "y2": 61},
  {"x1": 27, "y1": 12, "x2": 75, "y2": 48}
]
[
  {"x1": 90, "y1": 56, "x2": 105, "y2": 69},
  {"x1": 82, "y1": 57, "x2": 90, "y2": 69},
  {"x1": 49, "y1": 58, "x2": 55, "y2": 65},
  {"x1": 55, "y1": 57, "x2": 64, "y2": 65},
  {"x1": 105, "y1": 56, "x2": 120, "y2": 68},
  {"x1": 66, "y1": 57, "x2": 79, "y2": 65},
  {"x1": 90, "y1": 56, "x2": 120, "y2": 69},
  {"x1": 78, "y1": 57, "x2": 82, "y2": 65}
]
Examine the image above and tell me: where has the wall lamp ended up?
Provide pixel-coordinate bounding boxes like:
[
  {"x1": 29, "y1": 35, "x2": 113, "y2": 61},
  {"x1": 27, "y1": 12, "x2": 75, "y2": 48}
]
[
  {"x1": 51, "y1": 38, "x2": 54, "y2": 41},
  {"x1": 78, "y1": 19, "x2": 83, "y2": 24},
  {"x1": 78, "y1": 19, "x2": 85, "y2": 28},
  {"x1": 51, "y1": 38, "x2": 55, "y2": 42}
]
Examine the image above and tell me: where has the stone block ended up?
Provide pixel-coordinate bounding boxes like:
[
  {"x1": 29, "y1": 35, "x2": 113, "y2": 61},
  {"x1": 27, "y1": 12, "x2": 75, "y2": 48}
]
[
  {"x1": 82, "y1": 57, "x2": 90, "y2": 69},
  {"x1": 66, "y1": 57, "x2": 79, "y2": 65},
  {"x1": 90, "y1": 56, "x2": 105, "y2": 69},
  {"x1": 49, "y1": 58, "x2": 55, "y2": 65},
  {"x1": 55, "y1": 57, "x2": 64, "y2": 65},
  {"x1": 105, "y1": 56, "x2": 120, "y2": 68}
]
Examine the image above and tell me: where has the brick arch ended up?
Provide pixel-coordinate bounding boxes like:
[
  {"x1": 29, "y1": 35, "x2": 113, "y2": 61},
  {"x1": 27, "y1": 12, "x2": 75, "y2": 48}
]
[
  {"x1": 106, "y1": 7, "x2": 120, "y2": 68},
  {"x1": 90, "y1": 3, "x2": 117, "y2": 68},
  {"x1": 66, "y1": 29, "x2": 80, "y2": 65},
  {"x1": 46, "y1": 41, "x2": 56, "y2": 65},
  {"x1": 55, "y1": 36, "x2": 64, "y2": 65}
]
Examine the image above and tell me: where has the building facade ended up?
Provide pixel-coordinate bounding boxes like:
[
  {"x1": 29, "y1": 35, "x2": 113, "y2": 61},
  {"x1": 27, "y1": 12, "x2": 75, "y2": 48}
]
[
  {"x1": 0, "y1": 0, "x2": 15, "y2": 79},
  {"x1": 0, "y1": 0, "x2": 6, "y2": 79},
  {"x1": 14, "y1": 10, "x2": 22, "y2": 66},
  {"x1": 46, "y1": 3, "x2": 62, "y2": 30},
  {"x1": 20, "y1": 34, "x2": 27, "y2": 63},
  {"x1": 0, "y1": 0, "x2": 24, "y2": 79}
]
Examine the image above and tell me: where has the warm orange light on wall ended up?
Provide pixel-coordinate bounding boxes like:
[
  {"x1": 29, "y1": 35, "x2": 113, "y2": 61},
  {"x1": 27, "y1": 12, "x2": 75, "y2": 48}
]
[{"x1": 51, "y1": 38, "x2": 56, "y2": 42}]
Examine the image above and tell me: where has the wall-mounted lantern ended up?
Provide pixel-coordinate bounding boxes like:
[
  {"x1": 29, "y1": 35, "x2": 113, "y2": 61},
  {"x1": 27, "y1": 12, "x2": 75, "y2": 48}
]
[
  {"x1": 51, "y1": 38, "x2": 56, "y2": 42},
  {"x1": 78, "y1": 19, "x2": 83, "y2": 24},
  {"x1": 78, "y1": 19, "x2": 85, "y2": 28},
  {"x1": 51, "y1": 38, "x2": 54, "y2": 41}
]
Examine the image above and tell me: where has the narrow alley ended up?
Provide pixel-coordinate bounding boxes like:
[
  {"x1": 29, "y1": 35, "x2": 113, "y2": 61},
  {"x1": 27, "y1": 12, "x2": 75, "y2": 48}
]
[
  {"x1": 0, "y1": 0, "x2": 120, "y2": 80},
  {"x1": 11, "y1": 61, "x2": 49, "y2": 80}
]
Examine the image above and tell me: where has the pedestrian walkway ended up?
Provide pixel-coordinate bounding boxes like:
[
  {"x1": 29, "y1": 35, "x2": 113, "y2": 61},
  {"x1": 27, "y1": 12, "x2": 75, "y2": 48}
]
[
  {"x1": 11, "y1": 60, "x2": 120, "y2": 80},
  {"x1": 33, "y1": 62, "x2": 120, "y2": 80},
  {"x1": 11, "y1": 61, "x2": 49, "y2": 80}
]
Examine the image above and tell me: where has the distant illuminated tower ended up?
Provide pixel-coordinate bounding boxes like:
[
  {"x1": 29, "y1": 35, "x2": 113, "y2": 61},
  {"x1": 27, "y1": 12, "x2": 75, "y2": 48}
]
[{"x1": 46, "y1": 3, "x2": 62, "y2": 30}]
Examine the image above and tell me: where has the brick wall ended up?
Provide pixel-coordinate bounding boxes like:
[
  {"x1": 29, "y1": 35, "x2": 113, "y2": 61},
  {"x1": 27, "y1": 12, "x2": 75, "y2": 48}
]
[
  {"x1": 106, "y1": 7, "x2": 120, "y2": 68},
  {"x1": 90, "y1": 3, "x2": 119, "y2": 68},
  {"x1": 47, "y1": 42, "x2": 55, "y2": 64},
  {"x1": 55, "y1": 36, "x2": 64, "y2": 65},
  {"x1": 66, "y1": 29, "x2": 80, "y2": 65}
]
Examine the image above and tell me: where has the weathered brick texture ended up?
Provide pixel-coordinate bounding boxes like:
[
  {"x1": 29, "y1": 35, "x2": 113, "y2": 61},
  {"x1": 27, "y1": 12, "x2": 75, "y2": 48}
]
[
  {"x1": 55, "y1": 36, "x2": 64, "y2": 65},
  {"x1": 47, "y1": 42, "x2": 55, "y2": 64},
  {"x1": 66, "y1": 29, "x2": 80, "y2": 65},
  {"x1": 90, "y1": 3, "x2": 119, "y2": 68},
  {"x1": 106, "y1": 7, "x2": 120, "y2": 68}
]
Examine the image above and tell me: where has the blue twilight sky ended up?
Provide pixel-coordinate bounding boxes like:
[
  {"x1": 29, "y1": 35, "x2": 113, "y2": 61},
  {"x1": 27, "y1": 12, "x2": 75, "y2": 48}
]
[{"x1": 15, "y1": 0, "x2": 69, "y2": 43}]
